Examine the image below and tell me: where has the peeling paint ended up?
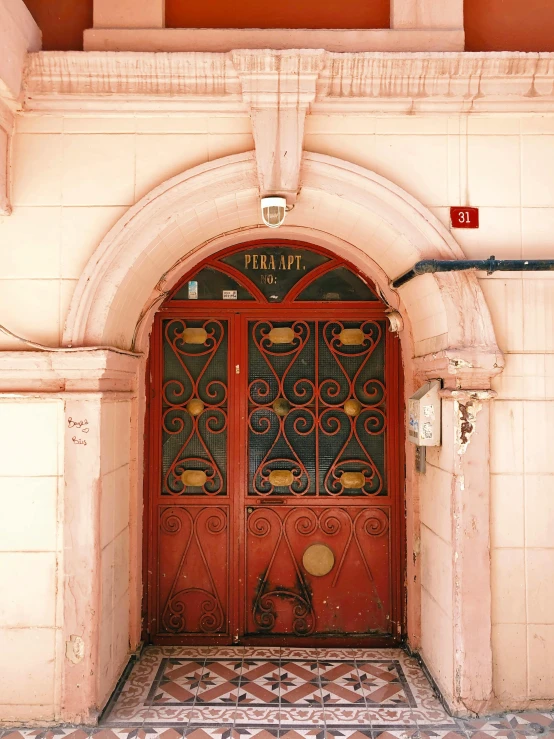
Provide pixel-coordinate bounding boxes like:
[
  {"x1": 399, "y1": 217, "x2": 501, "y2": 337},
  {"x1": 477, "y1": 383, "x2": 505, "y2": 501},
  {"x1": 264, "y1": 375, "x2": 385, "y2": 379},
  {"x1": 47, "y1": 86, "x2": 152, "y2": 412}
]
[
  {"x1": 66, "y1": 635, "x2": 85, "y2": 664},
  {"x1": 455, "y1": 400, "x2": 482, "y2": 455}
]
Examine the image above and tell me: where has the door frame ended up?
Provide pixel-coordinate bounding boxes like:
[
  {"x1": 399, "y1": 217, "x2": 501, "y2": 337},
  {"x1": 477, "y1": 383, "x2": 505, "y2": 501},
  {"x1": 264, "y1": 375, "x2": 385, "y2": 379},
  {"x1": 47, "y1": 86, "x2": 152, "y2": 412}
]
[{"x1": 142, "y1": 242, "x2": 406, "y2": 647}]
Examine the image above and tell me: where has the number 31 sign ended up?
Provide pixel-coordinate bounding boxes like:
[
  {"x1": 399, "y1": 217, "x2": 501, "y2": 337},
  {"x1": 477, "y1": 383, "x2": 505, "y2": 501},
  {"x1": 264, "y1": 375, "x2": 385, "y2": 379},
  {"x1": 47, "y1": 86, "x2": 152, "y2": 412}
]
[{"x1": 450, "y1": 206, "x2": 479, "y2": 229}]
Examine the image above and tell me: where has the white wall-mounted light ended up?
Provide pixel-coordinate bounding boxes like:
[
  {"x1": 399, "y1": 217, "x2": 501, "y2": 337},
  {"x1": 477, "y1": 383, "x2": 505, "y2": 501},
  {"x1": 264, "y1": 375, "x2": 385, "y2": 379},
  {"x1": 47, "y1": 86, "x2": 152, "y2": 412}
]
[{"x1": 261, "y1": 196, "x2": 287, "y2": 229}]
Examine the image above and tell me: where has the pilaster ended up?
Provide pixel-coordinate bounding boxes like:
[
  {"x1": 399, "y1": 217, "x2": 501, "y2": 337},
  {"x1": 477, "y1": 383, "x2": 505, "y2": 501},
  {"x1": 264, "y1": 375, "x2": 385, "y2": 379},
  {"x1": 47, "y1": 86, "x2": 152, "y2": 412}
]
[
  {"x1": 444, "y1": 389, "x2": 495, "y2": 714},
  {"x1": 0, "y1": 0, "x2": 40, "y2": 215}
]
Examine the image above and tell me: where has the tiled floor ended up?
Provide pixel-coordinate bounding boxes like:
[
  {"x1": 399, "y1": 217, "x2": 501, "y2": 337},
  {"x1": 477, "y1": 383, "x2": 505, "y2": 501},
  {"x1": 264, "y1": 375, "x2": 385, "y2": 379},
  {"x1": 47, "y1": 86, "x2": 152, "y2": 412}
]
[{"x1": 2, "y1": 648, "x2": 554, "y2": 739}]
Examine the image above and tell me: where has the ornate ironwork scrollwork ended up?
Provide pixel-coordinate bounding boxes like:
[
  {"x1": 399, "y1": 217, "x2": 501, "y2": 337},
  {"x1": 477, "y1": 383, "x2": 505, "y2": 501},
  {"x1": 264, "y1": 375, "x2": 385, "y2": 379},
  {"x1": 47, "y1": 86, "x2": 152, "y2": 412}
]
[
  {"x1": 319, "y1": 320, "x2": 387, "y2": 497},
  {"x1": 247, "y1": 506, "x2": 390, "y2": 634},
  {"x1": 162, "y1": 319, "x2": 228, "y2": 496},
  {"x1": 248, "y1": 508, "x2": 316, "y2": 635},
  {"x1": 160, "y1": 507, "x2": 227, "y2": 634},
  {"x1": 248, "y1": 320, "x2": 315, "y2": 496},
  {"x1": 247, "y1": 318, "x2": 387, "y2": 497}
]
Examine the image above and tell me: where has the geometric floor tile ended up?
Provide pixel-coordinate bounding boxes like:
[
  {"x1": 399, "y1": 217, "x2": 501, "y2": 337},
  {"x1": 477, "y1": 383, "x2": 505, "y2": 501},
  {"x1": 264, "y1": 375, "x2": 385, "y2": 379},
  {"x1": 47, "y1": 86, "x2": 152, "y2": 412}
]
[
  {"x1": 2, "y1": 648, "x2": 552, "y2": 739},
  {"x1": 100, "y1": 647, "x2": 438, "y2": 728}
]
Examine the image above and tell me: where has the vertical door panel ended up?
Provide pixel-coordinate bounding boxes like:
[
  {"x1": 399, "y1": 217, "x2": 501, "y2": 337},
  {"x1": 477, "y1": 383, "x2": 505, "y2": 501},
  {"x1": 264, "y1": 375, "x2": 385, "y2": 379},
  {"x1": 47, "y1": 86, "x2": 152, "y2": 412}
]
[
  {"x1": 155, "y1": 317, "x2": 231, "y2": 638},
  {"x1": 158, "y1": 505, "x2": 230, "y2": 635},
  {"x1": 245, "y1": 505, "x2": 391, "y2": 636},
  {"x1": 244, "y1": 317, "x2": 393, "y2": 638}
]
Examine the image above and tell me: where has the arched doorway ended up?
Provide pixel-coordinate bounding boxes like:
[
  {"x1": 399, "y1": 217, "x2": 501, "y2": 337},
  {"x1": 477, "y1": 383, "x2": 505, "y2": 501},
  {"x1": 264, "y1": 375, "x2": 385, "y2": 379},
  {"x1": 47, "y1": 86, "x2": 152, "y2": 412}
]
[{"x1": 144, "y1": 239, "x2": 404, "y2": 646}]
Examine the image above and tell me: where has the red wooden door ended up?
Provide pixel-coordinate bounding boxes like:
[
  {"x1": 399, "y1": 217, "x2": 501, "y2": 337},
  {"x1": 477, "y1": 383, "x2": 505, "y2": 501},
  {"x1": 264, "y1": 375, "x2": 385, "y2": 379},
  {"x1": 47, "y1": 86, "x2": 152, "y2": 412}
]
[{"x1": 145, "y1": 242, "x2": 403, "y2": 646}]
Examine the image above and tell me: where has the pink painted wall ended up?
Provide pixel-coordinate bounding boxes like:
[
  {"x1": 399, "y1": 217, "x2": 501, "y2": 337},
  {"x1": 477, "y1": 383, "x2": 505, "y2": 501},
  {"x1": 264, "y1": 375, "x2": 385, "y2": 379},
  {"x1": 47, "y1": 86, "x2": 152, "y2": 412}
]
[{"x1": 1, "y1": 33, "x2": 554, "y2": 724}]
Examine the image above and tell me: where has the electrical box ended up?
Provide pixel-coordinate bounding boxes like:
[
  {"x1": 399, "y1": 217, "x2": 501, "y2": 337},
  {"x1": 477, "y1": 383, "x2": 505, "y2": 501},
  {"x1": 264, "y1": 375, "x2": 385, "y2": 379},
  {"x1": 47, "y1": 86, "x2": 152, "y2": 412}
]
[{"x1": 408, "y1": 380, "x2": 441, "y2": 446}]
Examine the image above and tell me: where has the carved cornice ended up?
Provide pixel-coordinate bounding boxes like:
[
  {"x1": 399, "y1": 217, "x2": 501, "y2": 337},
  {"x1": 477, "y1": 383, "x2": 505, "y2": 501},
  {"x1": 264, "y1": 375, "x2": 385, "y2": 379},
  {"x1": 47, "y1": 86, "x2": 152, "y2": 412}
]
[
  {"x1": 231, "y1": 49, "x2": 324, "y2": 108},
  {"x1": 22, "y1": 50, "x2": 554, "y2": 114},
  {"x1": 24, "y1": 51, "x2": 244, "y2": 112},
  {"x1": 315, "y1": 52, "x2": 554, "y2": 113}
]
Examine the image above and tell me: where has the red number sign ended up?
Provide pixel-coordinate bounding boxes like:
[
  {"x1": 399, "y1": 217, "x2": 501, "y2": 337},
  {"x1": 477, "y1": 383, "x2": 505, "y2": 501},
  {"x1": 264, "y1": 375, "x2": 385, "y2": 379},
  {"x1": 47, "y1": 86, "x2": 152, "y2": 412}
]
[{"x1": 450, "y1": 206, "x2": 479, "y2": 229}]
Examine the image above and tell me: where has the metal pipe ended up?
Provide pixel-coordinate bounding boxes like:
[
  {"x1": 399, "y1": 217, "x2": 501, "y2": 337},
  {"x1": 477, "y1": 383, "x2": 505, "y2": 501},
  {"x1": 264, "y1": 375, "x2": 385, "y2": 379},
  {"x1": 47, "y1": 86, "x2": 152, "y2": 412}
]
[{"x1": 391, "y1": 256, "x2": 554, "y2": 289}]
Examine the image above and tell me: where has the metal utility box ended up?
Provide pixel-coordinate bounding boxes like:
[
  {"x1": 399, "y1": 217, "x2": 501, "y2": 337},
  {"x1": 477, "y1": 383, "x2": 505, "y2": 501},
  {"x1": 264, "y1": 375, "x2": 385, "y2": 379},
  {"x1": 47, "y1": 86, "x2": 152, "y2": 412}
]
[{"x1": 408, "y1": 380, "x2": 441, "y2": 446}]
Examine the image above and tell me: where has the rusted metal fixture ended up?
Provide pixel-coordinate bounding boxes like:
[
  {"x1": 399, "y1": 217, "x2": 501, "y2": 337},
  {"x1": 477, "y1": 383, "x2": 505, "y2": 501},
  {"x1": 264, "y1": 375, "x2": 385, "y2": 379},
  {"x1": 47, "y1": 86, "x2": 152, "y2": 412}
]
[{"x1": 392, "y1": 256, "x2": 554, "y2": 289}]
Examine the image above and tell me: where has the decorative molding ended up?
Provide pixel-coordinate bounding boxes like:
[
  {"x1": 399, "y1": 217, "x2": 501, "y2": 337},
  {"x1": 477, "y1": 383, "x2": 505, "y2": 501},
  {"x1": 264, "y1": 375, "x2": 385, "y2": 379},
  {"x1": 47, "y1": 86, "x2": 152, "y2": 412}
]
[
  {"x1": 62, "y1": 150, "x2": 501, "y2": 372},
  {"x1": 413, "y1": 348, "x2": 504, "y2": 389},
  {"x1": 0, "y1": 349, "x2": 141, "y2": 392},
  {"x1": 24, "y1": 51, "x2": 242, "y2": 97},
  {"x1": 232, "y1": 49, "x2": 324, "y2": 201},
  {"x1": 314, "y1": 52, "x2": 554, "y2": 113},
  {"x1": 22, "y1": 50, "x2": 554, "y2": 116}
]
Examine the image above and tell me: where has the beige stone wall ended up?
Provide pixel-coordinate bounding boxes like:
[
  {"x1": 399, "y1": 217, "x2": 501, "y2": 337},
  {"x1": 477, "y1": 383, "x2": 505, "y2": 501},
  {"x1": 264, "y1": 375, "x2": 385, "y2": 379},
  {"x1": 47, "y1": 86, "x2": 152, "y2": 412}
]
[
  {"x1": 1, "y1": 110, "x2": 553, "y2": 718},
  {"x1": 0, "y1": 399, "x2": 64, "y2": 721},
  {"x1": 98, "y1": 398, "x2": 133, "y2": 706}
]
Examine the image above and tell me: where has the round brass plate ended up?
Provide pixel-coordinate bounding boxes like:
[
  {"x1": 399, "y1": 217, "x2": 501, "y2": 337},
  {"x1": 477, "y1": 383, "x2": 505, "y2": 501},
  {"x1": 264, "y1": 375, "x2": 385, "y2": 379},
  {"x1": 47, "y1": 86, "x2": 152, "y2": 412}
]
[
  {"x1": 344, "y1": 398, "x2": 362, "y2": 417},
  {"x1": 302, "y1": 544, "x2": 335, "y2": 577},
  {"x1": 187, "y1": 398, "x2": 205, "y2": 416},
  {"x1": 272, "y1": 397, "x2": 291, "y2": 417}
]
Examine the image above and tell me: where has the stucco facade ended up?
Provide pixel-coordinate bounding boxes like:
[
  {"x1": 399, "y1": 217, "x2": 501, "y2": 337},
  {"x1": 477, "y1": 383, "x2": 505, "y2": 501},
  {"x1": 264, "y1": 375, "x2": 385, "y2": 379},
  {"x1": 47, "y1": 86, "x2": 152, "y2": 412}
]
[{"x1": 0, "y1": 0, "x2": 553, "y2": 726}]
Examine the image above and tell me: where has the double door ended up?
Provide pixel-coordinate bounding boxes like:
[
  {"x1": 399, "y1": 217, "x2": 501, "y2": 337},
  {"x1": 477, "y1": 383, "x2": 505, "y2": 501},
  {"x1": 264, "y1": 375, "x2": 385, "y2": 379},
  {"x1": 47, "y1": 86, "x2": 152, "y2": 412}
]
[{"x1": 146, "y1": 307, "x2": 403, "y2": 645}]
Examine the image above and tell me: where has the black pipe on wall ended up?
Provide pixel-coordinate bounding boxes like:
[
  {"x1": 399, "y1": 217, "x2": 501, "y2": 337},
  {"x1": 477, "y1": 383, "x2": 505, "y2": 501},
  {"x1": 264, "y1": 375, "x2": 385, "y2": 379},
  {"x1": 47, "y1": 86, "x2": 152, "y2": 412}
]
[{"x1": 391, "y1": 256, "x2": 554, "y2": 289}]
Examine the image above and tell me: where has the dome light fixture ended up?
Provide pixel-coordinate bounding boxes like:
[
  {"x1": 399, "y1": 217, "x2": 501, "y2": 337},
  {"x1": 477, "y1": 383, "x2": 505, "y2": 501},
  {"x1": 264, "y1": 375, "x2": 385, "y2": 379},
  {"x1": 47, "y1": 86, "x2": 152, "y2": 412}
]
[{"x1": 260, "y1": 196, "x2": 287, "y2": 228}]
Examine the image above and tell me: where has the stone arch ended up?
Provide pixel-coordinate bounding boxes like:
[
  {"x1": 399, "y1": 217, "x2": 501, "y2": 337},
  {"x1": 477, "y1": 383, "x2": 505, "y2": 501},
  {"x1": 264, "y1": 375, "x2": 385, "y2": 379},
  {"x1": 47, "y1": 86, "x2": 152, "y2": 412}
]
[
  {"x1": 64, "y1": 151, "x2": 501, "y2": 371},
  {"x1": 63, "y1": 151, "x2": 502, "y2": 714}
]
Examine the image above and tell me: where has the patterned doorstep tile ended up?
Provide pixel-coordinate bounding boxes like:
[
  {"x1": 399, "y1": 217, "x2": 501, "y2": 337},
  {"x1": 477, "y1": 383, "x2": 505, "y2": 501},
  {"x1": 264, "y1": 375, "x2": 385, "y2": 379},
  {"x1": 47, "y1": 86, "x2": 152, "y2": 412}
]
[
  {"x1": 2, "y1": 721, "x2": 554, "y2": 739},
  {"x1": 321, "y1": 706, "x2": 371, "y2": 725},
  {"x1": 231, "y1": 707, "x2": 282, "y2": 726},
  {"x1": 234, "y1": 681, "x2": 280, "y2": 705},
  {"x1": 11, "y1": 648, "x2": 551, "y2": 738}
]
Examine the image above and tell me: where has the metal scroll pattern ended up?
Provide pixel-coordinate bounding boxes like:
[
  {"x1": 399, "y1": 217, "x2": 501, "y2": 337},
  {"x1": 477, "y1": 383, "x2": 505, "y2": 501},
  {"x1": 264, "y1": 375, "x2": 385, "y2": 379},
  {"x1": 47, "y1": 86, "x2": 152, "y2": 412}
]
[
  {"x1": 247, "y1": 320, "x2": 386, "y2": 496},
  {"x1": 159, "y1": 506, "x2": 228, "y2": 634},
  {"x1": 162, "y1": 319, "x2": 228, "y2": 496},
  {"x1": 247, "y1": 506, "x2": 389, "y2": 635},
  {"x1": 320, "y1": 320, "x2": 386, "y2": 496}
]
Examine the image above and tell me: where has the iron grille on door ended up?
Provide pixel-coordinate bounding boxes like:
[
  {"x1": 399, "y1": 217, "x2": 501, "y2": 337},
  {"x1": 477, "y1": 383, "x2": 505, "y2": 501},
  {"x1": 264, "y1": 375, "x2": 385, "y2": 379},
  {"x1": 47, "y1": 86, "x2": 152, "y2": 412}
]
[
  {"x1": 247, "y1": 319, "x2": 387, "y2": 497},
  {"x1": 146, "y1": 241, "x2": 403, "y2": 646}
]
